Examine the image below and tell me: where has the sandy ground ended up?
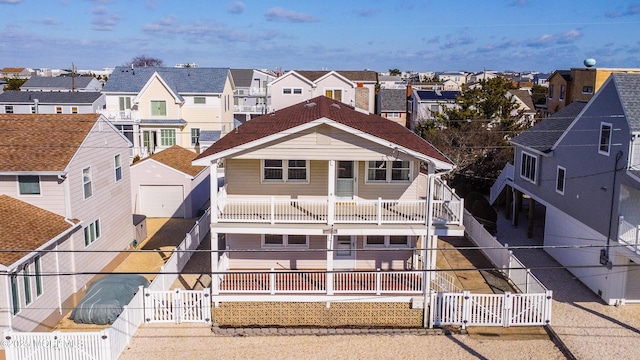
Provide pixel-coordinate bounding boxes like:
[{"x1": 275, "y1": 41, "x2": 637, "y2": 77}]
[{"x1": 118, "y1": 324, "x2": 564, "y2": 360}]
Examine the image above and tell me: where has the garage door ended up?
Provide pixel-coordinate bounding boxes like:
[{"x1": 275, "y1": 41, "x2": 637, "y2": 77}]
[{"x1": 140, "y1": 185, "x2": 185, "y2": 218}]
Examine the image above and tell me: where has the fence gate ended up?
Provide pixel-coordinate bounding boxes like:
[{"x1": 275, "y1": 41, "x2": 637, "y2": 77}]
[
  {"x1": 430, "y1": 291, "x2": 552, "y2": 329},
  {"x1": 144, "y1": 288, "x2": 211, "y2": 324}
]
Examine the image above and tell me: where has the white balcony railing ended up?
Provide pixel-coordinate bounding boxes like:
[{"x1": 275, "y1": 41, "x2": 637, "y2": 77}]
[
  {"x1": 619, "y1": 216, "x2": 640, "y2": 254},
  {"x1": 233, "y1": 104, "x2": 267, "y2": 113},
  {"x1": 214, "y1": 177, "x2": 463, "y2": 226}
]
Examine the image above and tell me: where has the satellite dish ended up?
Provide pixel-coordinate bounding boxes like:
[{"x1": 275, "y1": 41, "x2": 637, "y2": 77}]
[{"x1": 584, "y1": 58, "x2": 596, "y2": 68}]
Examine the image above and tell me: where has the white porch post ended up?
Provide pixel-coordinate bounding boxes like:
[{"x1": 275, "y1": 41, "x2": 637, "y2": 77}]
[
  {"x1": 210, "y1": 160, "x2": 219, "y2": 224},
  {"x1": 423, "y1": 174, "x2": 435, "y2": 328},
  {"x1": 326, "y1": 233, "x2": 334, "y2": 295},
  {"x1": 328, "y1": 160, "x2": 336, "y2": 225},
  {"x1": 211, "y1": 230, "x2": 219, "y2": 295}
]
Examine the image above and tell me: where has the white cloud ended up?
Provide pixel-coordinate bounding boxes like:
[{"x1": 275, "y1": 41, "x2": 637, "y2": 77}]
[{"x1": 265, "y1": 7, "x2": 319, "y2": 23}]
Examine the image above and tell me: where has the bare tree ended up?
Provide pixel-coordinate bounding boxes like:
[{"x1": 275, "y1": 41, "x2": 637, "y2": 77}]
[{"x1": 126, "y1": 55, "x2": 164, "y2": 67}]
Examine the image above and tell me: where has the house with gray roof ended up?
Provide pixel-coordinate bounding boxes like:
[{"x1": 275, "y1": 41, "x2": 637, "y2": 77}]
[
  {"x1": 409, "y1": 89, "x2": 459, "y2": 130},
  {"x1": 377, "y1": 88, "x2": 407, "y2": 126},
  {"x1": 101, "y1": 66, "x2": 234, "y2": 158},
  {"x1": 0, "y1": 91, "x2": 105, "y2": 114},
  {"x1": 492, "y1": 73, "x2": 640, "y2": 305},
  {"x1": 20, "y1": 76, "x2": 102, "y2": 92},
  {"x1": 230, "y1": 69, "x2": 276, "y2": 123}
]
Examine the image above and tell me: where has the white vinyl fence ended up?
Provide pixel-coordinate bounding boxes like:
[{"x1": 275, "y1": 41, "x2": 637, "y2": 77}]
[
  {"x1": 4, "y1": 209, "x2": 212, "y2": 360},
  {"x1": 463, "y1": 209, "x2": 548, "y2": 294},
  {"x1": 430, "y1": 290, "x2": 553, "y2": 329}
]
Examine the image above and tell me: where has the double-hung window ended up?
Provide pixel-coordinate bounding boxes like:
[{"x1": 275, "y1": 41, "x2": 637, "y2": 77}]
[
  {"x1": 5, "y1": 105, "x2": 13, "y2": 114},
  {"x1": 84, "y1": 219, "x2": 101, "y2": 247},
  {"x1": 82, "y1": 167, "x2": 92, "y2": 199},
  {"x1": 18, "y1": 175, "x2": 40, "y2": 195},
  {"x1": 34, "y1": 256, "x2": 43, "y2": 297},
  {"x1": 23, "y1": 265, "x2": 31, "y2": 306},
  {"x1": 114, "y1": 154, "x2": 122, "y2": 182},
  {"x1": 559, "y1": 85, "x2": 566, "y2": 101},
  {"x1": 10, "y1": 274, "x2": 19, "y2": 315},
  {"x1": 191, "y1": 128, "x2": 201, "y2": 145},
  {"x1": 283, "y1": 88, "x2": 302, "y2": 95},
  {"x1": 366, "y1": 161, "x2": 411, "y2": 183},
  {"x1": 599, "y1": 122, "x2": 612, "y2": 155},
  {"x1": 262, "y1": 160, "x2": 308, "y2": 182},
  {"x1": 194, "y1": 97, "x2": 206, "y2": 104},
  {"x1": 160, "y1": 129, "x2": 176, "y2": 147},
  {"x1": 365, "y1": 235, "x2": 410, "y2": 247},
  {"x1": 556, "y1": 166, "x2": 566, "y2": 195},
  {"x1": 520, "y1": 152, "x2": 537, "y2": 184},
  {"x1": 262, "y1": 234, "x2": 308, "y2": 248},
  {"x1": 119, "y1": 97, "x2": 131, "y2": 111},
  {"x1": 151, "y1": 100, "x2": 167, "y2": 116},
  {"x1": 325, "y1": 89, "x2": 343, "y2": 101}
]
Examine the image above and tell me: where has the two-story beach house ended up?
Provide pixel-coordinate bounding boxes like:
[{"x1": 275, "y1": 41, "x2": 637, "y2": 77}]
[
  {"x1": 269, "y1": 70, "x2": 378, "y2": 114},
  {"x1": 230, "y1": 69, "x2": 276, "y2": 123},
  {"x1": 0, "y1": 113, "x2": 133, "y2": 331},
  {"x1": 492, "y1": 73, "x2": 640, "y2": 305},
  {"x1": 193, "y1": 96, "x2": 464, "y2": 304},
  {"x1": 101, "y1": 66, "x2": 235, "y2": 158}
]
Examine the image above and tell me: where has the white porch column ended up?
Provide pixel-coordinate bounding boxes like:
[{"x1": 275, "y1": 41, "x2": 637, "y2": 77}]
[
  {"x1": 210, "y1": 160, "x2": 219, "y2": 224},
  {"x1": 423, "y1": 174, "x2": 435, "y2": 328},
  {"x1": 327, "y1": 160, "x2": 336, "y2": 225},
  {"x1": 326, "y1": 233, "x2": 334, "y2": 295},
  {"x1": 211, "y1": 230, "x2": 219, "y2": 295}
]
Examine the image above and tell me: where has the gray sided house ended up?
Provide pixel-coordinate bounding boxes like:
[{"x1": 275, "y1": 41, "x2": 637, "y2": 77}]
[
  {"x1": 0, "y1": 91, "x2": 105, "y2": 114},
  {"x1": 131, "y1": 145, "x2": 210, "y2": 218},
  {"x1": 498, "y1": 73, "x2": 640, "y2": 305},
  {"x1": 230, "y1": 69, "x2": 276, "y2": 123},
  {"x1": 409, "y1": 89, "x2": 459, "y2": 130},
  {"x1": 377, "y1": 88, "x2": 408, "y2": 127}
]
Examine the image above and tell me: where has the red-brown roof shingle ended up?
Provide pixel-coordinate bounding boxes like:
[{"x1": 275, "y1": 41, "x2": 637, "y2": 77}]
[{"x1": 0, "y1": 114, "x2": 99, "y2": 172}]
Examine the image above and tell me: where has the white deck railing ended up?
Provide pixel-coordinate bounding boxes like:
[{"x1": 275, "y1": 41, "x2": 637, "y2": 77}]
[
  {"x1": 489, "y1": 162, "x2": 514, "y2": 205},
  {"x1": 217, "y1": 269, "x2": 461, "y2": 295},
  {"x1": 618, "y1": 216, "x2": 640, "y2": 254}
]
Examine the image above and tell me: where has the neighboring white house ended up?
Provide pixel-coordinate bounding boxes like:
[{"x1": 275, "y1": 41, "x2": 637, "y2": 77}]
[
  {"x1": 193, "y1": 96, "x2": 464, "y2": 302},
  {"x1": 131, "y1": 145, "x2": 210, "y2": 218},
  {"x1": 0, "y1": 91, "x2": 105, "y2": 114},
  {"x1": 101, "y1": 66, "x2": 235, "y2": 159},
  {"x1": 269, "y1": 70, "x2": 378, "y2": 113},
  {"x1": 0, "y1": 113, "x2": 133, "y2": 332}
]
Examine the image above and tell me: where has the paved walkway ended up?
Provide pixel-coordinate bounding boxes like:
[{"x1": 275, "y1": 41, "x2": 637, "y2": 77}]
[{"x1": 494, "y1": 202, "x2": 640, "y2": 360}]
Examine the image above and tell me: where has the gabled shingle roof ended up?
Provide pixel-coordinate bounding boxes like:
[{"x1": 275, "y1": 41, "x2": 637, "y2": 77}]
[
  {"x1": 379, "y1": 88, "x2": 406, "y2": 112},
  {"x1": 230, "y1": 69, "x2": 254, "y2": 88},
  {"x1": 508, "y1": 89, "x2": 535, "y2": 111},
  {"x1": 21, "y1": 76, "x2": 96, "y2": 89},
  {"x1": 0, "y1": 195, "x2": 75, "y2": 267},
  {"x1": 294, "y1": 70, "x2": 378, "y2": 82},
  {"x1": 510, "y1": 101, "x2": 587, "y2": 152},
  {"x1": 0, "y1": 91, "x2": 103, "y2": 104},
  {"x1": 612, "y1": 73, "x2": 640, "y2": 132},
  {"x1": 102, "y1": 66, "x2": 229, "y2": 94},
  {"x1": 195, "y1": 96, "x2": 452, "y2": 167},
  {"x1": 135, "y1": 145, "x2": 205, "y2": 177},
  {"x1": 0, "y1": 114, "x2": 99, "y2": 172}
]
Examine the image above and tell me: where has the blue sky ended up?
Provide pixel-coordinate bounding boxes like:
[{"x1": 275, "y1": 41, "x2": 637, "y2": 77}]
[{"x1": 1, "y1": 0, "x2": 640, "y2": 73}]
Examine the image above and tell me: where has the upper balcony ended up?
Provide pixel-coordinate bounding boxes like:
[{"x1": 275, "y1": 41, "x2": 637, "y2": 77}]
[
  {"x1": 234, "y1": 104, "x2": 267, "y2": 114},
  {"x1": 212, "y1": 176, "x2": 463, "y2": 227},
  {"x1": 102, "y1": 109, "x2": 140, "y2": 123},
  {"x1": 234, "y1": 87, "x2": 268, "y2": 97}
]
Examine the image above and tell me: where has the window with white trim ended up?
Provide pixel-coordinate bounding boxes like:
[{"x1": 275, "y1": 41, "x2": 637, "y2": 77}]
[
  {"x1": 10, "y1": 274, "x2": 19, "y2": 315},
  {"x1": 387, "y1": 112, "x2": 400, "y2": 118},
  {"x1": 71, "y1": 107, "x2": 78, "y2": 114},
  {"x1": 23, "y1": 265, "x2": 31, "y2": 305},
  {"x1": 262, "y1": 160, "x2": 308, "y2": 182},
  {"x1": 151, "y1": 100, "x2": 167, "y2": 116},
  {"x1": 160, "y1": 129, "x2": 176, "y2": 146},
  {"x1": 559, "y1": 85, "x2": 565, "y2": 101},
  {"x1": 34, "y1": 256, "x2": 43, "y2": 297},
  {"x1": 365, "y1": 235, "x2": 410, "y2": 247},
  {"x1": 114, "y1": 154, "x2": 122, "y2": 182},
  {"x1": 191, "y1": 128, "x2": 200, "y2": 145},
  {"x1": 582, "y1": 86, "x2": 593, "y2": 94},
  {"x1": 556, "y1": 166, "x2": 566, "y2": 195},
  {"x1": 84, "y1": 219, "x2": 101, "y2": 247},
  {"x1": 82, "y1": 166, "x2": 93, "y2": 199},
  {"x1": 599, "y1": 122, "x2": 612, "y2": 155},
  {"x1": 366, "y1": 161, "x2": 411, "y2": 183},
  {"x1": 194, "y1": 97, "x2": 206, "y2": 104},
  {"x1": 56, "y1": 106, "x2": 63, "y2": 114},
  {"x1": 325, "y1": 89, "x2": 343, "y2": 101},
  {"x1": 520, "y1": 152, "x2": 537, "y2": 183},
  {"x1": 283, "y1": 87, "x2": 302, "y2": 95},
  {"x1": 262, "y1": 234, "x2": 308, "y2": 248},
  {"x1": 18, "y1": 175, "x2": 40, "y2": 195},
  {"x1": 5, "y1": 105, "x2": 13, "y2": 114},
  {"x1": 119, "y1": 97, "x2": 131, "y2": 111}
]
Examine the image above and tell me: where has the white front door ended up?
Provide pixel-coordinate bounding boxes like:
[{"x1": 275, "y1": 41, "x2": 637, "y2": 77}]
[
  {"x1": 333, "y1": 235, "x2": 356, "y2": 269},
  {"x1": 336, "y1": 161, "x2": 356, "y2": 199}
]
